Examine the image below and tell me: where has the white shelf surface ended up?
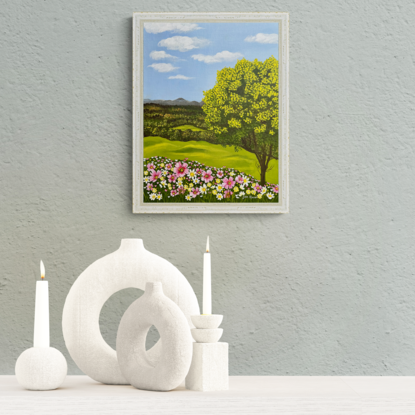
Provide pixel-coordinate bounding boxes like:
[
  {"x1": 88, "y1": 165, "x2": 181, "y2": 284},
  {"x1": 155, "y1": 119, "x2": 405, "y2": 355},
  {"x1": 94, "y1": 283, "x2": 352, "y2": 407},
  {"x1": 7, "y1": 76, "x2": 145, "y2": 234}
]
[{"x1": 1, "y1": 376, "x2": 415, "y2": 414}]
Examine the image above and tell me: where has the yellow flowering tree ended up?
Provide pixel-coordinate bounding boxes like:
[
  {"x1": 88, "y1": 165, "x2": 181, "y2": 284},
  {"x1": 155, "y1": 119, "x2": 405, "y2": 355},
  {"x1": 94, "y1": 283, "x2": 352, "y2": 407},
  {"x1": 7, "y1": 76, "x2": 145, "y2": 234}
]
[{"x1": 202, "y1": 56, "x2": 278, "y2": 185}]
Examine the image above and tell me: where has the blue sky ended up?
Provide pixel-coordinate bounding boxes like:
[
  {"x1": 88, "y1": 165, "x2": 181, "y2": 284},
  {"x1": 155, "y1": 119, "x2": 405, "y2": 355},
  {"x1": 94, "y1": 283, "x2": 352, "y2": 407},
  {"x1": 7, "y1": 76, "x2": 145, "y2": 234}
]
[{"x1": 143, "y1": 22, "x2": 279, "y2": 102}]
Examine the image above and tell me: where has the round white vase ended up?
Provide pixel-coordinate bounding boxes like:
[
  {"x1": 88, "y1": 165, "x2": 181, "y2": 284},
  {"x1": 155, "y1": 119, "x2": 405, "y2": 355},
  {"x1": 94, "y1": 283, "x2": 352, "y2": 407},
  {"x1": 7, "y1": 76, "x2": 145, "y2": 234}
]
[
  {"x1": 15, "y1": 347, "x2": 67, "y2": 391},
  {"x1": 62, "y1": 239, "x2": 200, "y2": 385},
  {"x1": 116, "y1": 282, "x2": 193, "y2": 391}
]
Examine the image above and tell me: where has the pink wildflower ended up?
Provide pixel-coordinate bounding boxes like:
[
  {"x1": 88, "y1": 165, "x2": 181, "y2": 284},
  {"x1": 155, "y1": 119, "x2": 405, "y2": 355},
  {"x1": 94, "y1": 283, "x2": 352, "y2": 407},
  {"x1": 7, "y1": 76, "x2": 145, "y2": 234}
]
[
  {"x1": 170, "y1": 189, "x2": 178, "y2": 196},
  {"x1": 254, "y1": 184, "x2": 262, "y2": 193},
  {"x1": 273, "y1": 185, "x2": 279, "y2": 193},
  {"x1": 222, "y1": 177, "x2": 236, "y2": 189},
  {"x1": 224, "y1": 190, "x2": 233, "y2": 198},
  {"x1": 190, "y1": 188, "x2": 201, "y2": 198},
  {"x1": 235, "y1": 175, "x2": 244, "y2": 184},
  {"x1": 201, "y1": 170, "x2": 213, "y2": 183},
  {"x1": 217, "y1": 170, "x2": 224, "y2": 178},
  {"x1": 146, "y1": 183, "x2": 153, "y2": 191},
  {"x1": 174, "y1": 161, "x2": 189, "y2": 177},
  {"x1": 147, "y1": 162, "x2": 155, "y2": 171},
  {"x1": 168, "y1": 174, "x2": 176, "y2": 183},
  {"x1": 150, "y1": 170, "x2": 162, "y2": 182},
  {"x1": 166, "y1": 163, "x2": 172, "y2": 170}
]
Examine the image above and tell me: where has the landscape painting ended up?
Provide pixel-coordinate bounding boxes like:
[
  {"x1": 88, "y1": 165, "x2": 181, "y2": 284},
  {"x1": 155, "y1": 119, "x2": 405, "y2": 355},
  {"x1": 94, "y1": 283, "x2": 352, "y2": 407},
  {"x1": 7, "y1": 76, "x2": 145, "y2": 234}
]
[{"x1": 133, "y1": 13, "x2": 289, "y2": 213}]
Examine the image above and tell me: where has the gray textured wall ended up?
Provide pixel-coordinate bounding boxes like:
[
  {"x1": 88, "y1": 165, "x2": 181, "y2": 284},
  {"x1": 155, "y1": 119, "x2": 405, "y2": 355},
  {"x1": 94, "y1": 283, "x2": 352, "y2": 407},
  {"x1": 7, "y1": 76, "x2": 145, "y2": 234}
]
[{"x1": 1, "y1": 0, "x2": 415, "y2": 376}]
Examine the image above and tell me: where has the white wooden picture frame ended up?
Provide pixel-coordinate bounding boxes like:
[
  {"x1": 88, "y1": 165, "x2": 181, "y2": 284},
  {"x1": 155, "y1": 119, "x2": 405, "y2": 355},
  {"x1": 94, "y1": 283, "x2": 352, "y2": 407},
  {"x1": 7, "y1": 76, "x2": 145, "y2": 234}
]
[{"x1": 133, "y1": 12, "x2": 289, "y2": 213}]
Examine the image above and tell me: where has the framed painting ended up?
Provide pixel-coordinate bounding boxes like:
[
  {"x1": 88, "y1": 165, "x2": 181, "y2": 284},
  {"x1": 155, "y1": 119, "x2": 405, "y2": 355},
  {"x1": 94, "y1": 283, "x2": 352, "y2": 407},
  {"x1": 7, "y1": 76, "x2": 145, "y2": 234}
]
[{"x1": 133, "y1": 12, "x2": 289, "y2": 213}]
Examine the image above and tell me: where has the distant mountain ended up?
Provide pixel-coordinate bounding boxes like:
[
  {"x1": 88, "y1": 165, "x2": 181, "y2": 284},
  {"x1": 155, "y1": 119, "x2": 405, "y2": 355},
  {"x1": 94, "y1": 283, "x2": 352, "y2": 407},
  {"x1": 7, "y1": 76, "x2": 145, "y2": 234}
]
[{"x1": 143, "y1": 98, "x2": 203, "y2": 107}]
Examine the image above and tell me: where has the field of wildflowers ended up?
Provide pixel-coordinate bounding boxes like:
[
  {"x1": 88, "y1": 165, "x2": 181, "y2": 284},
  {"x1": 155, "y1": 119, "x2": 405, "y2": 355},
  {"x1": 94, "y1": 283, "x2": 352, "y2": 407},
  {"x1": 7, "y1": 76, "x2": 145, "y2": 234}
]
[{"x1": 143, "y1": 156, "x2": 279, "y2": 203}]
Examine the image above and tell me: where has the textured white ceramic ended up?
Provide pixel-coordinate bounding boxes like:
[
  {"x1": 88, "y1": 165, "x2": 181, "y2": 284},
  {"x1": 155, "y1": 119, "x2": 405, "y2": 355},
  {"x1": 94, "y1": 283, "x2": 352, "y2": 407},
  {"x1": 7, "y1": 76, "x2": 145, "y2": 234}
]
[
  {"x1": 185, "y1": 342, "x2": 229, "y2": 391},
  {"x1": 15, "y1": 347, "x2": 67, "y2": 391},
  {"x1": 62, "y1": 239, "x2": 199, "y2": 385},
  {"x1": 116, "y1": 282, "x2": 193, "y2": 391},
  {"x1": 191, "y1": 328, "x2": 223, "y2": 343},
  {"x1": 191, "y1": 315, "x2": 223, "y2": 329}
]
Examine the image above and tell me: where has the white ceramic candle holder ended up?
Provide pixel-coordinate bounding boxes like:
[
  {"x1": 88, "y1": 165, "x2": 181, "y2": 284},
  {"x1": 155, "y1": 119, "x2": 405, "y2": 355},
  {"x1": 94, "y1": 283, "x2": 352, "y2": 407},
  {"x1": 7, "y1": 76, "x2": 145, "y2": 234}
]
[
  {"x1": 190, "y1": 314, "x2": 223, "y2": 343},
  {"x1": 191, "y1": 328, "x2": 223, "y2": 343},
  {"x1": 185, "y1": 314, "x2": 228, "y2": 391},
  {"x1": 15, "y1": 347, "x2": 67, "y2": 391},
  {"x1": 191, "y1": 314, "x2": 223, "y2": 330}
]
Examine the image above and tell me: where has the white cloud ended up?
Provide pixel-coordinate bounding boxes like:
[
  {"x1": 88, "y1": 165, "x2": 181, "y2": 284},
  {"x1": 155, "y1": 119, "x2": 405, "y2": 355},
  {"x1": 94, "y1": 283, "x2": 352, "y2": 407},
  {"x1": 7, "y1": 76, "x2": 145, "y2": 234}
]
[
  {"x1": 158, "y1": 36, "x2": 210, "y2": 52},
  {"x1": 244, "y1": 33, "x2": 279, "y2": 44},
  {"x1": 148, "y1": 63, "x2": 178, "y2": 73},
  {"x1": 191, "y1": 51, "x2": 243, "y2": 64},
  {"x1": 168, "y1": 75, "x2": 193, "y2": 80},
  {"x1": 150, "y1": 50, "x2": 177, "y2": 60},
  {"x1": 144, "y1": 23, "x2": 202, "y2": 34}
]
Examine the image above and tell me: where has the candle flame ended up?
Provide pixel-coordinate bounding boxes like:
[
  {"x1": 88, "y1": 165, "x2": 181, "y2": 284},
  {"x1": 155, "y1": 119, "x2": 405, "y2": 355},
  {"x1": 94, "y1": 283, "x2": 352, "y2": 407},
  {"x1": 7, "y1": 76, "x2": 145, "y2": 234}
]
[
  {"x1": 40, "y1": 260, "x2": 45, "y2": 280},
  {"x1": 206, "y1": 236, "x2": 210, "y2": 253}
]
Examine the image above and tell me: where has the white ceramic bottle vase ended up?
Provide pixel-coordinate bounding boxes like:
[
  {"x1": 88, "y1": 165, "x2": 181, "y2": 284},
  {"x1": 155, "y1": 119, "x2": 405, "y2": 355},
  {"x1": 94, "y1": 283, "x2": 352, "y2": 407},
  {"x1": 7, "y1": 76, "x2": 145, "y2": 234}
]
[{"x1": 116, "y1": 282, "x2": 193, "y2": 391}]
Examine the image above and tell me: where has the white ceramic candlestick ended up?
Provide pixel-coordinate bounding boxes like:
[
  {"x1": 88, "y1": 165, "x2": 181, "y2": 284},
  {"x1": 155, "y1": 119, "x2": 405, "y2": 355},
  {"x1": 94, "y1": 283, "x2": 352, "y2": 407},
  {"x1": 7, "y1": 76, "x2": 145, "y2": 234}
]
[
  {"x1": 186, "y1": 314, "x2": 228, "y2": 391},
  {"x1": 15, "y1": 347, "x2": 67, "y2": 391},
  {"x1": 203, "y1": 237, "x2": 212, "y2": 315},
  {"x1": 16, "y1": 261, "x2": 67, "y2": 391}
]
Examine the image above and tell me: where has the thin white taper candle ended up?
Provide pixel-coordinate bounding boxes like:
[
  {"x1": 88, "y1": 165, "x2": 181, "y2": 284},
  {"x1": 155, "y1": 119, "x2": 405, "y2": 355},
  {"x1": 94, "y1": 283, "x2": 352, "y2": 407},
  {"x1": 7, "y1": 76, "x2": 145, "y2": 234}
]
[
  {"x1": 202, "y1": 236, "x2": 212, "y2": 315},
  {"x1": 33, "y1": 260, "x2": 50, "y2": 347}
]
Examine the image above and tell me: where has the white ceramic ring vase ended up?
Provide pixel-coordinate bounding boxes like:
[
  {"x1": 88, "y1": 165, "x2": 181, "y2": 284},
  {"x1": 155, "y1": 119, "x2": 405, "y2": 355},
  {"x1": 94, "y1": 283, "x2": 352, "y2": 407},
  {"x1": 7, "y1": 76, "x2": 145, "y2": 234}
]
[{"x1": 62, "y1": 239, "x2": 199, "y2": 384}]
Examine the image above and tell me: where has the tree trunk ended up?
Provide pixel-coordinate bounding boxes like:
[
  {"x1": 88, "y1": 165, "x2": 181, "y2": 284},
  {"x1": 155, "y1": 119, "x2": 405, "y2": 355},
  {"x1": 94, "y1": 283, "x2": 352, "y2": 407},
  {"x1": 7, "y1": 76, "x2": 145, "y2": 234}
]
[
  {"x1": 260, "y1": 159, "x2": 266, "y2": 186},
  {"x1": 255, "y1": 151, "x2": 267, "y2": 186}
]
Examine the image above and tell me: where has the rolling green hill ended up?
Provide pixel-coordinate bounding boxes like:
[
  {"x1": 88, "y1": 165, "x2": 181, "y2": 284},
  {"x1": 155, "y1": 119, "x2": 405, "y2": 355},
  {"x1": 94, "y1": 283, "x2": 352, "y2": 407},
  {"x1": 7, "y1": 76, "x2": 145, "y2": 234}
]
[
  {"x1": 172, "y1": 124, "x2": 205, "y2": 131},
  {"x1": 144, "y1": 136, "x2": 278, "y2": 185}
]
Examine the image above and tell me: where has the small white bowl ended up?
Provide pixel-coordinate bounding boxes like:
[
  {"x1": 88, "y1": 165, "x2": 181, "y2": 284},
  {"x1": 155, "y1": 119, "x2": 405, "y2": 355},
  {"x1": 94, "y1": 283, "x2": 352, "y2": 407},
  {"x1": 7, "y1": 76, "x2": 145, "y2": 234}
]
[
  {"x1": 191, "y1": 314, "x2": 223, "y2": 329},
  {"x1": 191, "y1": 328, "x2": 223, "y2": 343}
]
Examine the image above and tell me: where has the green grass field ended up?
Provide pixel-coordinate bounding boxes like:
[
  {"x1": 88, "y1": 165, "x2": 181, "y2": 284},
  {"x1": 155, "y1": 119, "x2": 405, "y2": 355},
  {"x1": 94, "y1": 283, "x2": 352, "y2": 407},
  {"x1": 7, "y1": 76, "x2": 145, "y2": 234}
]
[
  {"x1": 144, "y1": 136, "x2": 278, "y2": 185},
  {"x1": 172, "y1": 124, "x2": 205, "y2": 131}
]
